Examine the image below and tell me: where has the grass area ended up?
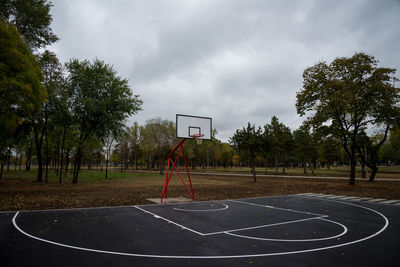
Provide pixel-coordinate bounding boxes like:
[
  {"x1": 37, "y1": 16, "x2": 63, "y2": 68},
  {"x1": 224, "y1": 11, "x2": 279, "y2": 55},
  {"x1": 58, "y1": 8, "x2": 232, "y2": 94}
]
[
  {"x1": 198, "y1": 166, "x2": 400, "y2": 178},
  {"x1": 3, "y1": 165, "x2": 399, "y2": 184},
  {"x1": 0, "y1": 169, "x2": 161, "y2": 183}
]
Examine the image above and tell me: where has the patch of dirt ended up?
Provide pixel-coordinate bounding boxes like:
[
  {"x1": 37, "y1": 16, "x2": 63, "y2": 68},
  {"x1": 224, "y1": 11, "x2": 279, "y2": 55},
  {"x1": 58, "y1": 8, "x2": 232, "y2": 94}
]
[{"x1": 1, "y1": 174, "x2": 399, "y2": 211}]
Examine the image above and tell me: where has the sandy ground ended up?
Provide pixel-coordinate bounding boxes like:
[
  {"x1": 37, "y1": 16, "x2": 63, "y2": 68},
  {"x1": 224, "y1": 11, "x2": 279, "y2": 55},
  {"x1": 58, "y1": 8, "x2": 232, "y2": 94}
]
[{"x1": 1, "y1": 174, "x2": 399, "y2": 211}]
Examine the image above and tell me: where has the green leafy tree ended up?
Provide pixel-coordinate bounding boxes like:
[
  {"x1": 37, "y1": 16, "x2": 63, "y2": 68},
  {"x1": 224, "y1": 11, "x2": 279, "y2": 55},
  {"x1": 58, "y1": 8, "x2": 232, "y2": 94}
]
[
  {"x1": 296, "y1": 53, "x2": 399, "y2": 185},
  {"x1": 220, "y1": 143, "x2": 233, "y2": 168},
  {"x1": 293, "y1": 125, "x2": 319, "y2": 175},
  {"x1": 320, "y1": 135, "x2": 341, "y2": 170},
  {"x1": 127, "y1": 122, "x2": 142, "y2": 170},
  {"x1": 66, "y1": 58, "x2": 142, "y2": 183},
  {"x1": 0, "y1": 21, "x2": 46, "y2": 140},
  {"x1": 0, "y1": 21, "x2": 46, "y2": 175},
  {"x1": 230, "y1": 122, "x2": 262, "y2": 182},
  {"x1": 389, "y1": 128, "x2": 400, "y2": 164},
  {"x1": 31, "y1": 50, "x2": 64, "y2": 182},
  {"x1": 139, "y1": 125, "x2": 156, "y2": 171},
  {"x1": 1, "y1": 0, "x2": 58, "y2": 50},
  {"x1": 264, "y1": 116, "x2": 293, "y2": 174},
  {"x1": 144, "y1": 118, "x2": 175, "y2": 175},
  {"x1": 357, "y1": 128, "x2": 391, "y2": 181}
]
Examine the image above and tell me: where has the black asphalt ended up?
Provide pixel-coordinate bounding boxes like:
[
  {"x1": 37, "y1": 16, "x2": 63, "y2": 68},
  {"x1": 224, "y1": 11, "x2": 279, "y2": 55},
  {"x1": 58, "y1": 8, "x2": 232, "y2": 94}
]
[{"x1": 1, "y1": 195, "x2": 399, "y2": 266}]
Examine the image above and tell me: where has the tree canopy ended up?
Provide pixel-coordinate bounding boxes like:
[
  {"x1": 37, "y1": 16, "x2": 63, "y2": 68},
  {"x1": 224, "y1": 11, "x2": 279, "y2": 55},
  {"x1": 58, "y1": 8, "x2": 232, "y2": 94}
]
[
  {"x1": 0, "y1": 21, "x2": 46, "y2": 142},
  {"x1": 65, "y1": 58, "x2": 143, "y2": 183},
  {"x1": 296, "y1": 52, "x2": 399, "y2": 184},
  {"x1": 230, "y1": 122, "x2": 262, "y2": 182},
  {"x1": 0, "y1": 0, "x2": 58, "y2": 50}
]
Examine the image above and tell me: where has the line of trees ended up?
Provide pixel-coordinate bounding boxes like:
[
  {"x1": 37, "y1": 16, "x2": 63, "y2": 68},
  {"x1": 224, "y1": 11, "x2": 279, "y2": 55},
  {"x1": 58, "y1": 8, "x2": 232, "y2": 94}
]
[
  {"x1": 230, "y1": 117, "x2": 400, "y2": 183},
  {"x1": 232, "y1": 53, "x2": 399, "y2": 184},
  {"x1": 56, "y1": 113, "x2": 400, "y2": 185},
  {"x1": 110, "y1": 119, "x2": 233, "y2": 174},
  {"x1": 0, "y1": 0, "x2": 142, "y2": 183},
  {"x1": 1, "y1": 2, "x2": 399, "y2": 187}
]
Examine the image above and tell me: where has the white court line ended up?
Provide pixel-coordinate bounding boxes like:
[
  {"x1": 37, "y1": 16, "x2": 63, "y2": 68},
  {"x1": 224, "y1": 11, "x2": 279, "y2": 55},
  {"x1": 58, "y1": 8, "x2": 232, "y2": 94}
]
[
  {"x1": 139, "y1": 200, "x2": 327, "y2": 236},
  {"x1": 0, "y1": 205, "x2": 137, "y2": 214},
  {"x1": 134, "y1": 206, "x2": 205, "y2": 236},
  {"x1": 229, "y1": 199, "x2": 327, "y2": 217},
  {"x1": 173, "y1": 204, "x2": 228, "y2": 212},
  {"x1": 204, "y1": 216, "x2": 328, "y2": 236},
  {"x1": 12, "y1": 198, "x2": 389, "y2": 259},
  {"x1": 225, "y1": 218, "x2": 348, "y2": 242}
]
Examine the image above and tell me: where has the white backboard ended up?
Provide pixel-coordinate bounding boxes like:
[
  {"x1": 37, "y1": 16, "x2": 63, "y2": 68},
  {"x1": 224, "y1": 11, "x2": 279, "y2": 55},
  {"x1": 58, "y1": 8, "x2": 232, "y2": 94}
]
[{"x1": 176, "y1": 114, "x2": 212, "y2": 140}]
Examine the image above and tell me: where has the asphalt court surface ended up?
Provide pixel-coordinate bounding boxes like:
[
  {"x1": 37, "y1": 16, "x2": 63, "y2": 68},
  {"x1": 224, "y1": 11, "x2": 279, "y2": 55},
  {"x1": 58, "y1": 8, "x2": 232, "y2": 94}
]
[{"x1": 1, "y1": 194, "x2": 399, "y2": 266}]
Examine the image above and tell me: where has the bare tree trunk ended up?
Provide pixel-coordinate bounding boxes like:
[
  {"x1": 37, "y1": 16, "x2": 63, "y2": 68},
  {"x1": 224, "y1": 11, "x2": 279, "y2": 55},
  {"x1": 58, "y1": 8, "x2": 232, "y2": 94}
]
[
  {"x1": 105, "y1": 156, "x2": 109, "y2": 179},
  {"x1": 72, "y1": 145, "x2": 83, "y2": 184},
  {"x1": 135, "y1": 153, "x2": 138, "y2": 170},
  {"x1": 250, "y1": 149, "x2": 257, "y2": 182},
  {"x1": 159, "y1": 156, "x2": 163, "y2": 175},
  {"x1": 349, "y1": 144, "x2": 356, "y2": 185},
  {"x1": 274, "y1": 152, "x2": 278, "y2": 174},
  {"x1": 25, "y1": 141, "x2": 32, "y2": 171},
  {"x1": 0, "y1": 157, "x2": 5, "y2": 179},
  {"x1": 33, "y1": 125, "x2": 44, "y2": 182},
  {"x1": 59, "y1": 127, "x2": 66, "y2": 184},
  {"x1": 0, "y1": 160, "x2": 4, "y2": 179},
  {"x1": 357, "y1": 125, "x2": 389, "y2": 182},
  {"x1": 6, "y1": 147, "x2": 11, "y2": 171},
  {"x1": 369, "y1": 166, "x2": 378, "y2": 182},
  {"x1": 65, "y1": 148, "x2": 70, "y2": 177},
  {"x1": 45, "y1": 127, "x2": 49, "y2": 183},
  {"x1": 361, "y1": 160, "x2": 366, "y2": 178},
  {"x1": 105, "y1": 140, "x2": 112, "y2": 179}
]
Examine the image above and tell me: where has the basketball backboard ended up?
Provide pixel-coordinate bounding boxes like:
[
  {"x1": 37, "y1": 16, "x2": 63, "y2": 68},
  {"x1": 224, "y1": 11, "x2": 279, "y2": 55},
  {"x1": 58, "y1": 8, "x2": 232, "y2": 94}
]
[{"x1": 176, "y1": 114, "x2": 212, "y2": 140}]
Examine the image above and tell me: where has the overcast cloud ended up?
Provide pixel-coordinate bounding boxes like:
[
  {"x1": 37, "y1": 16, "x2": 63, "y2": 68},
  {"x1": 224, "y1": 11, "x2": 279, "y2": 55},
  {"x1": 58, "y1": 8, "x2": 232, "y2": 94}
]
[{"x1": 48, "y1": 0, "x2": 400, "y2": 141}]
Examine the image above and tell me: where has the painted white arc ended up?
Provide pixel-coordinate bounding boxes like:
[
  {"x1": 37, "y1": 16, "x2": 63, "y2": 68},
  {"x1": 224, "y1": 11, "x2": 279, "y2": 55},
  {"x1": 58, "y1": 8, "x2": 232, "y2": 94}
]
[{"x1": 173, "y1": 204, "x2": 228, "y2": 212}]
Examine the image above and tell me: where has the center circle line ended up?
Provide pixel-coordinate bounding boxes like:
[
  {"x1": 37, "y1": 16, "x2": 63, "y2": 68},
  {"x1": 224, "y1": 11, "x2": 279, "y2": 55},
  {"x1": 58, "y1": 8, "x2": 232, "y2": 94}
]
[
  {"x1": 224, "y1": 217, "x2": 348, "y2": 242},
  {"x1": 173, "y1": 204, "x2": 228, "y2": 212}
]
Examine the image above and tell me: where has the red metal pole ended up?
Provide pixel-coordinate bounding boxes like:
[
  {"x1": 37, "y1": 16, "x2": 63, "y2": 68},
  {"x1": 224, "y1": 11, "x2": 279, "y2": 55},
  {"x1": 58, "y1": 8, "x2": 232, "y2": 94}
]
[
  {"x1": 181, "y1": 145, "x2": 195, "y2": 200},
  {"x1": 160, "y1": 138, "x2": 196, "y2": 202},
  {"x1": 161, "y1": 158, "x2": 171, "y2": 202},
  {"x1": 161, "y1": 141, "x2": 185, "y2": 201}
]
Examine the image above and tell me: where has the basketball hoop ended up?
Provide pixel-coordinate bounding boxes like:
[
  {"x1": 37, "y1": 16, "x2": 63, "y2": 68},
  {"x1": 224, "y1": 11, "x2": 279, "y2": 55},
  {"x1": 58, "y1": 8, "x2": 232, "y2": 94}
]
[
  {"x1": 161, "y1": 114, "x2": 212, "y2": 203},
  {"x1": 192, "y1": 134, "x2": 204, "y2": 144}
]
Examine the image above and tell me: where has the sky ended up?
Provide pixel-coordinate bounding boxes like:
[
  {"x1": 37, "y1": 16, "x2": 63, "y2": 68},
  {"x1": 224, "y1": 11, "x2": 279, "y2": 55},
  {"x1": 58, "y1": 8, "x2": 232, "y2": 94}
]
[{"x1": 48, "y1": 0, "x2": 400, "y2": 142}]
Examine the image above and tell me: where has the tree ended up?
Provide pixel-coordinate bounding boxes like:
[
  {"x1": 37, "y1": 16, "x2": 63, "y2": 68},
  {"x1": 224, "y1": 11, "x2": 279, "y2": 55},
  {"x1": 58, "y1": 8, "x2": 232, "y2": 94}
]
[
  {"x1": 320, "y1": 135, "x2": 341, "y2": 170},
  {"x1": 296, "y1": 53, "x2": 399, "y2": 185},
  {"x1": 357, "y1": 128, "x2": 390, "y2": 181},
  {"x1": 31, "y1": 50, "x2": 64, "y2": 182},
  {"x1": 230, "y1": 123, "x2": 262, "y2": 182},
  {"x1": 127, "y1": 122, "x2": 142, "y2": 170},
  {"x1": 0, "y1": 21, "x2": 46, "y2": 176},
  {"x1": 220, "y1": 143, "x2": 233, "y2": 168},
  {"x1": 1, "y1": 0, "x2": 58, "y2": 50},
  {"x1": 143, "y1": 118, "x2": 175, "y2": 174},
  {"x1": 66, "y1": 58, "x2": 142, "y2": 183},
  {"x1": 389, "y1": 128, "x2": 400, "y2": 164},
  {"x1": 264, "y1": 116, "x2": 292, "y2": 174},
  {"x1": 139, "y1": 125, "x2": 156, "y2": 171},
  {"x1": 293, "y1": 125, "x2": 319, "y2": 175},
  {"x1": 0, "y1": 21, "x2": 46, "y2": 140}
]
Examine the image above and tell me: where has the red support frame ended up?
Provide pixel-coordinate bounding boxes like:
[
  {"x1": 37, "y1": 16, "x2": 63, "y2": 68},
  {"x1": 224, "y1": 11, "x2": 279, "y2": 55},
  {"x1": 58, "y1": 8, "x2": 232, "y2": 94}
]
[{"x1": 161, "y1": 138, "x2": 195, "y2": 202}]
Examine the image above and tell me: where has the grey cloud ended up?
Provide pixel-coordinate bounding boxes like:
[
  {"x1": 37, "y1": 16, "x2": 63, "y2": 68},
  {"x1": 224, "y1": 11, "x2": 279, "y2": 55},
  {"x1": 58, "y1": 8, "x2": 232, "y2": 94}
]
[{"x1": 49, "y1": 0, "x2": 400, "y2": 141}]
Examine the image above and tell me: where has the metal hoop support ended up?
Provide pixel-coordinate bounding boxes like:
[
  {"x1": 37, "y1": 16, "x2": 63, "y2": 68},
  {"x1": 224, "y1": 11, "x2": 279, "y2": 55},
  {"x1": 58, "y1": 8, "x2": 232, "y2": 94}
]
[{"x1": 161, "y1": 138, "x2": 195, "y2": 202}]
